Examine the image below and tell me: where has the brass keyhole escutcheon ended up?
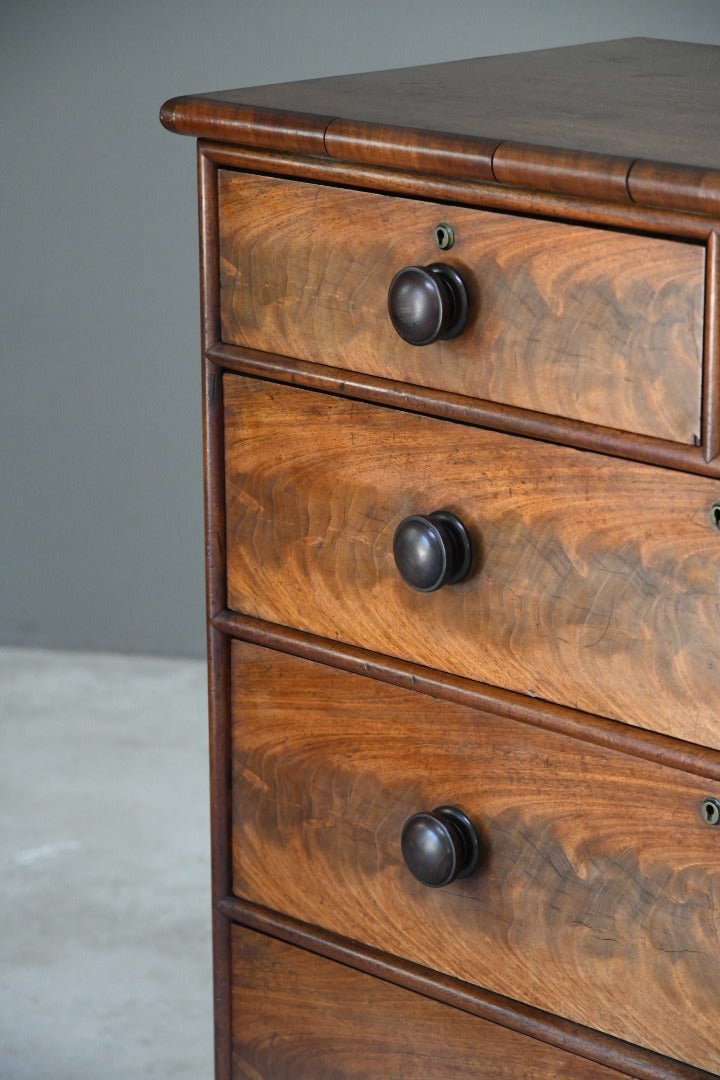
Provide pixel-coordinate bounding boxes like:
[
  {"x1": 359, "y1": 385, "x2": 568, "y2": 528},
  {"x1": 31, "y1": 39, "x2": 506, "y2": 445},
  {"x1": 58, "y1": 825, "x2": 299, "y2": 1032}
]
[
  {"x1": 701, "y1": 797, "x2": 720, "y2": 826},
  {"x1": 434, "y1": 222, "x2": 455, "y2": 251},
  {"x1": 711, "y1": 502, "x2": 720, "y2": 531}
]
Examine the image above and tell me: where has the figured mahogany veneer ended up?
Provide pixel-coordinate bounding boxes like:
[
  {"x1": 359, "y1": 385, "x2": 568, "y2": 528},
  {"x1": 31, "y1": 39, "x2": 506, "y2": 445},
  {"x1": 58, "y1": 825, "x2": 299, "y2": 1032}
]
[
  {"x1": 230, "y1": 642, "x2": 720, "y2": 1074},
  {"x1": 223, "y1": 375, "x2": 720, "y2": 750},
  {"x1": 218, "y1": 171, "x2": 704, "y2": 443},
  {"x1": 230, "y1": 925, "x2": 631, "y2": 1080},
  {"x1": 162, "y1": 36, "x2": 720, "y2": 1080}
]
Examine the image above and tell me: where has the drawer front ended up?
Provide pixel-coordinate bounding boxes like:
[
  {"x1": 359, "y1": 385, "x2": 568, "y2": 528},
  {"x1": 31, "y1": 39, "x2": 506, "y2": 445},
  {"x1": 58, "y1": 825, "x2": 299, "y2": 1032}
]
[
  {"x1": 231, "y1": 642, "x2": 720, "y2": 1074},
  {"x1": 218, "y1": 170, "x2": 704, "y2": 444},
  {"x1": 224, "y1": 376, "x2": 720, "y2": 749},
  {"x1": 230, "y1": 924, "x2": 629, "y2": 1080}
]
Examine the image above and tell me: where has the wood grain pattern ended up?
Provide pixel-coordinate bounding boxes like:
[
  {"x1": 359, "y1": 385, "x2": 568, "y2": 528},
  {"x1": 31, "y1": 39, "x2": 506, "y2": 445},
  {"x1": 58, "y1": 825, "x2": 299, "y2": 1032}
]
[
  {"x1": 491, "y1": 140, "x2": 631, "y2": 202},
  {"x1": 207, "y1": 625, "x2": 232, "y2": 1080},
  {"x1": 324, "y1": 119, "x2": 497, "y2": 183},
  {"x1": 213, "y1": 610, "x2": 720, "y2": 784},
  {"x1": 230, "y1": 924, "x2": 630, "y2": 1079},
  {"x1": 223, "y1": 376, "x2": 720, "y2": 750},
  {"x1": 629, "y1": 162, "x2": 720, "y2": 218},
  {"x1": 225, "y1": 896, "x2": 718, "y2": 1080},
  {"x1": 161, "y1": 97, "x2": 332, "y2": 157},
  {"x1": 200, "y1": 150, "x2": 233, "y2": 1080},
  {"x1": 207, "y1": 339, "x2": 720, "y2": 479},
  {"x1": 703, "y1": 231, "x2": 720, "y2": 462},
  {"x1": 169, "y1": 42, "x2": 720, "y2": 1080},
  {"x1": 218, "y1": 170, "x2": 704, "y2": 443},
  {"x1": 204, "y1": 139, "x2": 719, "y2": 475},
  {"x1": 204, "y1": 140, "x2": 715, "y2": 240},
  {"x1": 230, "y1": 642, "x2": 720, "y2": 1074},
  {"x1": 163, "y1": 39, "x2": 720, "y2": 213}
]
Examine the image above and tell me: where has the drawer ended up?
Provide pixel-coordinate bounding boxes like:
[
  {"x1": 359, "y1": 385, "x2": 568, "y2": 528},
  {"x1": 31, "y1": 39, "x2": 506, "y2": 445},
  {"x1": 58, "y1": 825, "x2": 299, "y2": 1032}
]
[
  {"x1": 230, "y1": 924, "x2": 629, "y2": 1079},
  {"x1": 230, "y1": 642, "x2": 720, "y2": 1074},
  {"x1": 218, "y1": 170, "x2": 704, "y2": 444},
  {"x1": 223, "y1": 376, "x2": 720, "y2": 750}
]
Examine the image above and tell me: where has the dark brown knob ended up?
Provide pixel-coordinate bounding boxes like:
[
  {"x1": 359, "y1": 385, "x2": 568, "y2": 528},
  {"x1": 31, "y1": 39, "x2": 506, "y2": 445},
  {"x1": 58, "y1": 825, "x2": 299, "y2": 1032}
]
[
  {"x1": 393, "y1": 510, "x2": 471, "y2": 592},
  {"x1": 388, "y1": 263, "x2": 468, "y2": 346},
  {"x1": 401, "y1": 806, "x2": 481, "y2": 888}
]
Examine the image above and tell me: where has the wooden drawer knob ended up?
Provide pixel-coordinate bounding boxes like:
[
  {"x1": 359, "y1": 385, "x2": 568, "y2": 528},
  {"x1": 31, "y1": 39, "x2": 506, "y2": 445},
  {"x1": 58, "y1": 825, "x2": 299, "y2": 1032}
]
[
  {"x1": 401, "y1": 805, "x2": 481, "y2": 888},
  {"x1": 387, "y1": 263, "x2": 469, "y2": 345},
  {"x1": 393, "y1": 510, "x2": 472, "y2": 592}
]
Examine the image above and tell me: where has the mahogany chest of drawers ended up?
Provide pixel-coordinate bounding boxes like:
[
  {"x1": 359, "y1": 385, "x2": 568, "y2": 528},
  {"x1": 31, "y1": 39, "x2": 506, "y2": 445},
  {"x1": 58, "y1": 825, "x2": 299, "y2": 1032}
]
[{"x1": 162, "y1": 38, "x2": 720, "y2": 1078}]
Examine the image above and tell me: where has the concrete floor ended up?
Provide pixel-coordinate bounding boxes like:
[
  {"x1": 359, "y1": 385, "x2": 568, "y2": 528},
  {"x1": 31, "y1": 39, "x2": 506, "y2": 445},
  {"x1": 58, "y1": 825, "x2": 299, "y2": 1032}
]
[{"x1": 0, "y1": 648, "x2": 213, "y2": 1079}]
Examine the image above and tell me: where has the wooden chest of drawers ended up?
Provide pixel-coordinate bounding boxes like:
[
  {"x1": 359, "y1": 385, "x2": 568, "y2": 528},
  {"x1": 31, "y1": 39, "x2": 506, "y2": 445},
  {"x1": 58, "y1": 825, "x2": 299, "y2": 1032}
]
[{"x1": 162, "y1": 38, "x2": 720, "y2": 1078}]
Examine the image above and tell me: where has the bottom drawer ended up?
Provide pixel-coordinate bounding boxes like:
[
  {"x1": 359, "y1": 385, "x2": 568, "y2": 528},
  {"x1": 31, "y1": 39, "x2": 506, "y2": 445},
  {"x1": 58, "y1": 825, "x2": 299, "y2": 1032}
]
[
  {"x1": 230, "y1": 925, "x2": 627, "y2": 1079},
  {"x1": 230, "y1": 641, "x2": 720, "y2": 1074}
]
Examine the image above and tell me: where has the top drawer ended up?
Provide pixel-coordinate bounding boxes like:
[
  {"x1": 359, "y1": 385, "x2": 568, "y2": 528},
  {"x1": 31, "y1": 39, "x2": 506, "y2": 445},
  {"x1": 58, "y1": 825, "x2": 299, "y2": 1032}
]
[{"x1": 218, "y1": 171, "x2": 704, "y2": 444}]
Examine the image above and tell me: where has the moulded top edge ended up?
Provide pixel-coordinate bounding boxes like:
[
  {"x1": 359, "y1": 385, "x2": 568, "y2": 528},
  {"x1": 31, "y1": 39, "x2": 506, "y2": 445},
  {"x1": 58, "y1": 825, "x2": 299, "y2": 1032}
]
[{"x1": 160, "y1": 38, "x2": 720, "y2": 215}]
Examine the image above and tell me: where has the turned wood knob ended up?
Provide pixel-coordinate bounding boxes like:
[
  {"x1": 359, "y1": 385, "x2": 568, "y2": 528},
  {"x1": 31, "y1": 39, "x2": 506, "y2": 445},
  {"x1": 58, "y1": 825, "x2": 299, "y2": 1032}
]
[
  {"x1": 387, "y1": 263, "x2": 469, "y2": 345},
  {"x1": 401, "y1": 806, "x2": 481, "y2": 888},
  {"x1": 393, "y1": 510, "x2": 471, "y2": 592}
]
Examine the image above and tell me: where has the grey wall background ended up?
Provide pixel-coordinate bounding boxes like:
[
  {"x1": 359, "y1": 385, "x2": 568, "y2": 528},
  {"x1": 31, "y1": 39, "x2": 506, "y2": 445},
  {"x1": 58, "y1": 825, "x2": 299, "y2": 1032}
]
[{"x1": 3, "y1": 1, "x2": 720, "y2": 658}]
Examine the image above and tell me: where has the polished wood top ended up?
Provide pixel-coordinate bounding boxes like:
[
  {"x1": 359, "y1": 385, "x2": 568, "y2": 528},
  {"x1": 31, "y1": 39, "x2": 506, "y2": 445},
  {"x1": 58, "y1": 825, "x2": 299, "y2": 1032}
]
[{"x1": 161, "y1": 38, "x2": 720, "y2": 213}]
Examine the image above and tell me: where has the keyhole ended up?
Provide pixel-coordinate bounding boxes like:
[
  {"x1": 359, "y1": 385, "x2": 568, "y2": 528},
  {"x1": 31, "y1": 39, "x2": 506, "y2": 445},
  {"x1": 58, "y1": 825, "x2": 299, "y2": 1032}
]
[
  {"x1": 434, "y1": 223, "x2": 455, "y2": 251},
  {"x1": 711, "y1": 502, "x2": 720, "y2": 531},
  {"x1": 701, "y1": 797, "x2": 720, "y2": 825}
]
